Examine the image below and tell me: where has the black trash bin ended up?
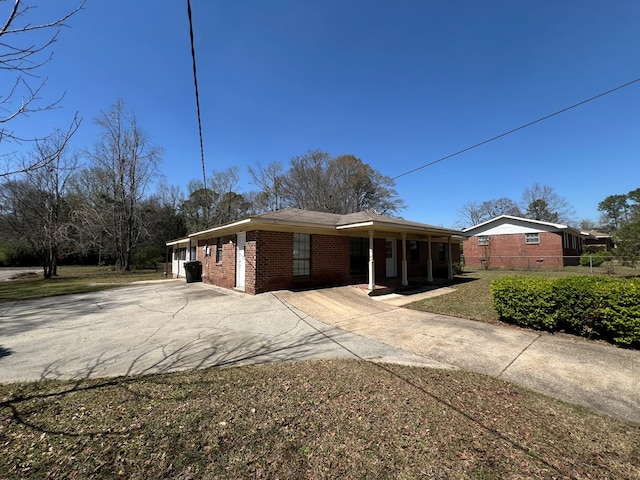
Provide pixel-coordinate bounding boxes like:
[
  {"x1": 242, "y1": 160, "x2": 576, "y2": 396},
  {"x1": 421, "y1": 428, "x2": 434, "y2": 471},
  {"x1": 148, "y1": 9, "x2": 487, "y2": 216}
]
[{"x1": 184, "y1": 261, "x2": 202, "y2": 283}]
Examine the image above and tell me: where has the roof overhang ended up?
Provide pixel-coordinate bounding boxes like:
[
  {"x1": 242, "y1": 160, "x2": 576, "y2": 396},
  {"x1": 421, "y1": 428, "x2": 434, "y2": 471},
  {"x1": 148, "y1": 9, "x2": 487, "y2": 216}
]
[
  {"x1": 180, "y1": 209, "x2": 467, "y2": 243},
  {"x1": 165, "y1": 237, "x2": 191, "y2": 247}
]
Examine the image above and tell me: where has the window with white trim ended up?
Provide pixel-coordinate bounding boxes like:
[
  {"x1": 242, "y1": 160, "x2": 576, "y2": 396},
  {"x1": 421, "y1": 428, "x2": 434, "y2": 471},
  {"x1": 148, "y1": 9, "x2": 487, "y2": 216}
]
[
  {"x1": 216, "y1": 238, "x2": 223, "y2": 263},
  {"x1": 525, "y1": 233, "x2": 540, "y2": 244},
  {"x1": 477, "y1": 236, "x2": 489, "y2": 246},
  {"x1": 293, "y1": 233, "x2": 311, "y2": 277}
]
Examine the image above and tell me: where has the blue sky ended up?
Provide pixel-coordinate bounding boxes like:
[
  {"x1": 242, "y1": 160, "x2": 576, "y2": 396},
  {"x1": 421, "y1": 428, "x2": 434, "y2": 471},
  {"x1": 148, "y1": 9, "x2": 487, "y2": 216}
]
[{"x1": 5, "y1": 1, "x2": 640, "y2": 228}]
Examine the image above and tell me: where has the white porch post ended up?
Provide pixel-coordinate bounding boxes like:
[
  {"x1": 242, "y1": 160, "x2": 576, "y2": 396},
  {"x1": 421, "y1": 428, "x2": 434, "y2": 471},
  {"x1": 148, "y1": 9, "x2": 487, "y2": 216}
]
[
  {"x1": 447, "y1": 236, "x2": 453, "y2": 280},
  {"x1": 368, "y1": 229, "x2": 375, "y2": 291},
  {"x1": 427, "y1": 236, "x2": 433, "y2": 283},
  {"x1": 401, "y1": 233, "x2": 408, "y2": 286}
]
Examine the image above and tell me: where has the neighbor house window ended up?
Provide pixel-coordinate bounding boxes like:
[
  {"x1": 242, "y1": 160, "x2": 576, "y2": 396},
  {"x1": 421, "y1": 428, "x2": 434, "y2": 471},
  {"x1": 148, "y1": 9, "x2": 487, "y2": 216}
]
[
  {"x1": 293, "y1": 233, "x2": 311, "y2": 277},
  {"x1": 525, "y1": 233, "x2": 540, "y2": 244},
  {"x1": 477, "y1": 236, "x2": 489, "y2": 246},
  {"x1": 410, "y1": 241, "x2": 419, "y2": 263},
  {"x1": 216, "y1": 238, "x2": 223, "y2": 263}
]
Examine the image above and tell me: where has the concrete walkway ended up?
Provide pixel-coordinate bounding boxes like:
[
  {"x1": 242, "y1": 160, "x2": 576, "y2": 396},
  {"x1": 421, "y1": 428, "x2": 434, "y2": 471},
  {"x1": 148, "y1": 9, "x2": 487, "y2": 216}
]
[
  {"x1": 275, "y1": 286, "x2": 640, "y2": 425},
  {"x1": 0, "y1": 281, "x2": 448, "y2": 384}
]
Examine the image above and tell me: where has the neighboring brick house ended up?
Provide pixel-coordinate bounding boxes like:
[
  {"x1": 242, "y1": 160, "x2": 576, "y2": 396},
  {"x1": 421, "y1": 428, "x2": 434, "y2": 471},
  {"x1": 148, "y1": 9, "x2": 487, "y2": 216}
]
[
  {"x1": 582, "y1": 230, "x2": 614, "y2": 251},
  {"x1": 166, "y1": 208, "x2": 464, "y2": 294},
  {"x1": 463, "y1": 215, "x2": 587, "y2": 269}
]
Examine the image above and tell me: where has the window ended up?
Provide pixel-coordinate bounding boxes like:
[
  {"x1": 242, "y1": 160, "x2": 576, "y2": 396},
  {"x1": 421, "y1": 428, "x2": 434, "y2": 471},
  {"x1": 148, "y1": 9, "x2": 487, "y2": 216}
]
[
  {"x1": 438, "y1": 243, "x2": 446, "y2": 261},
  {"x1": 477, "y1": 236, "x2": 489, "y2": 246},
  {"x1": 385, "y1": 240, "x2": 394, "y2": 258},
  {"x1": 525, "y1": 233, "x2": 540, "y2": 244},
  {"x1": 216, "y1": 238, "x2": 223, "y2": 263},
  {"x1": 293, "y1": 233, "x2": 311, "y2": 277},
  {"x1": 350, "y1": 237, "x2": 369, "y2": 274},
  {"x1": 410, "y1": 241, "x2": 419, "y2": 264}
]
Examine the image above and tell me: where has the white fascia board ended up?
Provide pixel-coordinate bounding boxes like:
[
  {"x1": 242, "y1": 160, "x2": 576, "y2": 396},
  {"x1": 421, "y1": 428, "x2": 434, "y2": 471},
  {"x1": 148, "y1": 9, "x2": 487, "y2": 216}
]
[
  {"x1": 166, "y1": 237, "x2": 191, "y2": 246},
  {"x1": 336, "y1": 221, "x2": 375, "y2": 230},
  {"x1": 464, "y1": 215, "x2": 569, "y2": 234},
  {"x1": 337, "y1": 221, "x2": 462, "y2": 237}
]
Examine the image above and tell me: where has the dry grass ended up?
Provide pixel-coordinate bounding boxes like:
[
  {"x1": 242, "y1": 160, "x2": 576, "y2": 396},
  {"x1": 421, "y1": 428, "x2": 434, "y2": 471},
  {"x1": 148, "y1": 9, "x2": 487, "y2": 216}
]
[
  {"x1": 1, "y1": 360, "x2": 638, "y2": 479},
  {"x1": 0, "y1": 266, "x2": 167, "y2": 303}
]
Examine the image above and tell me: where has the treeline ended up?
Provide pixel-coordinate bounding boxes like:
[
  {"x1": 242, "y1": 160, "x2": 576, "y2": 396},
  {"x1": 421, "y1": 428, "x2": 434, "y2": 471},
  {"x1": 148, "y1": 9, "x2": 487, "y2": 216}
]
[
  {"x1": 0, "y1": 101, "x2": 403, "y2": 276},
  {"x1": 598, "y1": 189, "x2": 640, "y2": 265}
]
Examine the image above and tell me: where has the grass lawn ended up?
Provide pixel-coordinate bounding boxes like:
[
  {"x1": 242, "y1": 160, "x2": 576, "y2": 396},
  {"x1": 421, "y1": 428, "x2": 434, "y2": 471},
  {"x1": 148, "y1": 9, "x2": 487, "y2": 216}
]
[
  {"x1": 1, "y1": 360, "x2": 638, "y2": 479},
  {"x1": 0, "y1": 266, "x2": 168, "y2": 303},
  {"x1": 406, "y1": 265, "x2": 639, "y2": 324}
]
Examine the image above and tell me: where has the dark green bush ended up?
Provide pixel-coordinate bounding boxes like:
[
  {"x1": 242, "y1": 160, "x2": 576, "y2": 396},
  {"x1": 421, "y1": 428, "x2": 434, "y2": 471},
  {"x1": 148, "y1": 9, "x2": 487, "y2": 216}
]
[
  {"x1": 593, "y1": 278, "x2": 640, "y2": 346},
  {"x1": 491, "y1": 275, "x2": 640, "y2": 348},
  {"x1": 491, "y1": 277, "x2": 556, "y2": 330},
  {"x1": 579, "y1": 250, "x2": 612, "y2": 267},
  {"x1": 552, "y1": 276, "x2": 609, "y2": 337}
]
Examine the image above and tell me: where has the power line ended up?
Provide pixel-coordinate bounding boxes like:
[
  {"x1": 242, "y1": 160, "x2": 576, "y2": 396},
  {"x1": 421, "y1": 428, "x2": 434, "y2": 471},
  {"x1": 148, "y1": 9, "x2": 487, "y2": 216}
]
[
  {"x1": 392, "y1": 76, "x2": 640, "y2": 181},
  {"x1": 186, "y1": 0, "x2": 208, "y2": 198}
]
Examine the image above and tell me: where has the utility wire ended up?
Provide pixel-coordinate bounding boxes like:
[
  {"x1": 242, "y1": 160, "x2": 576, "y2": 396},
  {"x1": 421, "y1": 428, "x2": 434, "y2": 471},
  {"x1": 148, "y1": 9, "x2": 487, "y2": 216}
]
[
  {"x1": 392, "y1": 76, "x2": 640, "y2": 181},
  {"x1": 186, "y1": 0, "x2": 208, "y2": 214}
]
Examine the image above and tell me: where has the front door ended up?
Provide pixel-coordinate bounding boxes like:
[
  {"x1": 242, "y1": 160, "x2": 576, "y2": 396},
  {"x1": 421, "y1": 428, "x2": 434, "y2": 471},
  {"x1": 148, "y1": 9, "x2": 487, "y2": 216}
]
[
  {"x1": 385, "y1": 238, "x2": 397, "y2": 278},
  {"x1": 235, "y1": 231, "x2": 246, "y2": 290}
]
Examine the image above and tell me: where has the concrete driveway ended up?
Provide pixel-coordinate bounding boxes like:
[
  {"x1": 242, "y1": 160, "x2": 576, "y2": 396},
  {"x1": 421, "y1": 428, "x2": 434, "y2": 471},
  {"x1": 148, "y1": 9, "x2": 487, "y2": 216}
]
[
  {"x1": 2, "y1": 280, "x2": 638, "y2": 424},
  {"x1": 0, "y1": 281, "x2": 446, "y2": 383},
  {"x1": 0, "y1": 268, "x2": 39, "y2": 281},
  {"x1": 275, "y1": 286, "x2": 640, "y2": 425}
]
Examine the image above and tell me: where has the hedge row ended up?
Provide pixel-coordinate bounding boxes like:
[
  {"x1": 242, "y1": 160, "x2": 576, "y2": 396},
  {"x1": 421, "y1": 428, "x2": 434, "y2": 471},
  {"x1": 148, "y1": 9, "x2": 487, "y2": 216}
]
[{"x1": 491, "y1": 276, "x2": 640, "y2": 347}]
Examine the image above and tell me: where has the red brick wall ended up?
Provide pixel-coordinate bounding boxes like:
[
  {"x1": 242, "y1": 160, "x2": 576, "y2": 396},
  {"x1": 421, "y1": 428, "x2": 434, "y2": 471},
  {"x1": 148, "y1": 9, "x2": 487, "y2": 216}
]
[
  {"x1": 252, "y1": 230, "x2": 351, "y2": 294},
  {"x1": 463, "y1": 232, "x2": 564, "y2": 269},
  {"x1": 243, "y1": 232, "x2": 257, "y2": 294},
  {"x1": 198, "y1": 236, "x2": 237, "y2": 288},
  {"x1": 198, "y1": 231, "x2": 462, "y2": 294}
]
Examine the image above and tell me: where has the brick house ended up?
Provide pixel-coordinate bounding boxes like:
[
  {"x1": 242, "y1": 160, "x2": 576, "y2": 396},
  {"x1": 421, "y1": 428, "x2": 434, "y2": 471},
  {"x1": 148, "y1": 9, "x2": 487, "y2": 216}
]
[
  {"x1": 166, "y1": 208, "x2": 464, "y2": 294},
  {"x1": 582, "y1": 230, "x2": 614, "y2": 251},
  {"x1": 463, "y1": 215, "x2": 587, "y2": 269}
]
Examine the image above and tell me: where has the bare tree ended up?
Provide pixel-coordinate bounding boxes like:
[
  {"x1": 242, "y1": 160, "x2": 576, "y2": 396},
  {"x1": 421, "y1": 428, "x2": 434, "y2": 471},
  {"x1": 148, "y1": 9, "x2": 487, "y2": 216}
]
[
  {"x1": 248, "y1": 161, "x2": 285, "y2": 212},
  {"x1": 1, "y1": 1, "x2": 84, "y2": 177},
  {"x1": 278, "y1": 150, "x2": 404, "y2": 215},
  {"x1": 82, "y1": 100, "x2": 162, "y2": 271},
  {"x1": 456, "y1": 197, "x2": 521, "y2": 228},
  {"x1": 0, "y1": 130, "x2": 79, "y2": 277},
  {"x1": 281, "y1": 150, "x2": 333, "y2": 212},
  {"x1": 182, "y1": 167, "x2": 251, "y2": 231},
  {"x1": 521, "y1": 183, "x2": 574, "y2": 224},
  {"x1": 326, "y1": 155, "x2": 405, "y2": 214}
]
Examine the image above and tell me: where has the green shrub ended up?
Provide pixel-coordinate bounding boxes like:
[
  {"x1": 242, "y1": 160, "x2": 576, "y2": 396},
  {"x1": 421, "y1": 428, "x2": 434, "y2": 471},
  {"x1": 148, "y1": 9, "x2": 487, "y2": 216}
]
[
  {"x1": 579, "y1": 250, "x2": 613, "y2": 267},
  {"x1": 452, "y1": 262, "x2": 464, "y2": 275},
  {"x1": 593, "y1": 278, "x2": 640, "y2": 347},
  {"x1": 552, "y1": 276, "x2": 609, "y2": 338},
  {"x1": 491, "y1": 277, "x2": 556, "y2": 330},
  {"x1": 491, "y1": 275, "x2": 640, "y2": 348}
]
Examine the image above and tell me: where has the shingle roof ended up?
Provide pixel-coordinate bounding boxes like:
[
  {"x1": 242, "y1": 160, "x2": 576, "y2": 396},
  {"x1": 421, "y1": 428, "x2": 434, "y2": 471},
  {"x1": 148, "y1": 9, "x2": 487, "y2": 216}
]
[{"x1": 183, "y1": 208, "x2": 464, "y2": 240}]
